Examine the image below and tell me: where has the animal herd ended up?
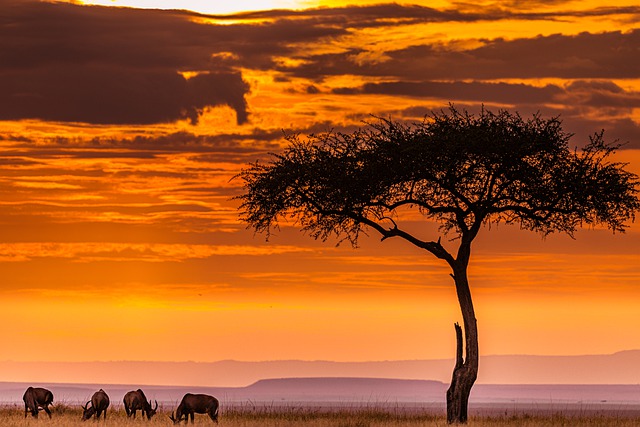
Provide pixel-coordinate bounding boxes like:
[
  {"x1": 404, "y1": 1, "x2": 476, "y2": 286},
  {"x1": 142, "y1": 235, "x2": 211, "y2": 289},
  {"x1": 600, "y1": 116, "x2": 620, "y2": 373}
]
[{"x1": 22, "y1": 386, "x2": 219, "y2": 423}]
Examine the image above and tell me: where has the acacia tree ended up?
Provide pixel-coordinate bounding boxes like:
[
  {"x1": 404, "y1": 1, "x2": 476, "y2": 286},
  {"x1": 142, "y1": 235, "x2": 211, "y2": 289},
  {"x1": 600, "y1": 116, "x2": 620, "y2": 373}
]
[{"x1": 236, "y1": 107, "x2": 639, "y2": 423}]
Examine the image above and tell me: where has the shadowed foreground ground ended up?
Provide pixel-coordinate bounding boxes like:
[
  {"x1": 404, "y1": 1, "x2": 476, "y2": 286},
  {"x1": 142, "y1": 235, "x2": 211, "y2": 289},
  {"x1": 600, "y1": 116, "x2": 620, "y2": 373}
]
[{"x1": 2, "y1": 405, "x2": 640, "y2": 426}]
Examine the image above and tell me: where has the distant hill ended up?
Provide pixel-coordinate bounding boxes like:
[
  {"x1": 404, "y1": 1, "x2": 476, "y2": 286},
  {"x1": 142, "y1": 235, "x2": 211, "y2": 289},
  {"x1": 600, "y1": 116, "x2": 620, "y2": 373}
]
[
  {"x1": 478, "y1": 350, "x2": 640, "y2": 384},
  {"x1": 0, "y1": 350, "x2": 639, "y2": 387}
]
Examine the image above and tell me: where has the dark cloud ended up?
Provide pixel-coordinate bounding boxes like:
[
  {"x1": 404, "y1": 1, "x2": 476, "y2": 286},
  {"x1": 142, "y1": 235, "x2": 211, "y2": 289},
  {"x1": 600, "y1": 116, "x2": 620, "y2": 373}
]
[
  {"x1": 469, "y1": 0, "x2": 573, "y2": 8},
  {"x1": 0, "y1": 65, "x2": 249, "y2": 125},
  {"x1": 2, "y1": 129, "x2": 285, "y2": 161},
  {"x1": 562, "y1": 81, "x2": 640, "y2": 109},
  {"x1": 450, "y1": 0, "x2": 639, "y2": 17},
  {"x1": 334, "y1": 81, "x2": 564, "y2": 105},
  {"x1": 0, "y1": 1, "x2": 258, "y2": 124},
  {"x1": 335, "y1": 79, "x2": 640, "y2": 113},
  {"x1": 226, "y1": 4, "x2": 476, "y2": 25},
  {"x1": 285, "y1": 30, "x2": 640, "y2": 81},
  {"x1": 226, "y1": 3, "x2": 639, "y2": 27},
  {"x1": 463, "y1": 31, "x2": 639, "y2": 79}
]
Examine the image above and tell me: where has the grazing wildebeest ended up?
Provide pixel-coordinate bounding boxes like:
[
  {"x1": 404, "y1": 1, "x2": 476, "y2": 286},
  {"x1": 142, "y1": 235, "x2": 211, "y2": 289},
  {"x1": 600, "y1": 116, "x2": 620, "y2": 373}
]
[
  {"x1": 123, "y1": 389, "x2": 158, "y2": 419},
  {"x1": 22, "y1": 387, "x2": 54, "y2": 418},
  {"x1": 81, "y1": 389, "x2": 110, "y2": 421},
  {"x1": 169, "y1": 393, "x2": 219, "y2": 424}
]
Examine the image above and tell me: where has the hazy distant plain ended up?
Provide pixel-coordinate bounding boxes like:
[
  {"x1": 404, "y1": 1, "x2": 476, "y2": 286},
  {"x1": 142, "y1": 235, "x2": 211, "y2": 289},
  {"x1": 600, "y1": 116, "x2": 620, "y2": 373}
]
[{"x1": 2, "y1": 378, "x2": 639, "y2": 420}]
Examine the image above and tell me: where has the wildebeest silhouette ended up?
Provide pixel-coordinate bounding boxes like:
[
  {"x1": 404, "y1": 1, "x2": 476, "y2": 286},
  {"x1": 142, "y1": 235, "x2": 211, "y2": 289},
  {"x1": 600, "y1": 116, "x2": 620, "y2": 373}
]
[
  {"x1": 81, "y1": 389, "x2": 110, "y2": 421},
  {"x1": 123, "y1": 388, "x2": 158, "y2": 419},
  {"x1": 169, "y1": 393, "x2": 219, "y2": 424},
  {"x1": 22, "y1": 387, "x2": 53, "y2": 418}
]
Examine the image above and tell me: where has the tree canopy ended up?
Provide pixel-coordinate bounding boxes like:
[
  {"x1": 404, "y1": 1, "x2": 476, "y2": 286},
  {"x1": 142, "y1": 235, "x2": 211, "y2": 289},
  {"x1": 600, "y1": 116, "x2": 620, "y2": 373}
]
[{"x1": 238, "y1": 107, "x2": 638, "y2": 265}]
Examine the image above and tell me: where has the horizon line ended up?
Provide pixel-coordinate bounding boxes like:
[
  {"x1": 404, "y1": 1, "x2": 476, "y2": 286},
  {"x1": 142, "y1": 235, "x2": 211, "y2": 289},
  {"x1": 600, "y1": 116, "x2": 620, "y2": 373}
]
[{"x1": 2, "y1": 349, "x2": 637, "y2": 364}]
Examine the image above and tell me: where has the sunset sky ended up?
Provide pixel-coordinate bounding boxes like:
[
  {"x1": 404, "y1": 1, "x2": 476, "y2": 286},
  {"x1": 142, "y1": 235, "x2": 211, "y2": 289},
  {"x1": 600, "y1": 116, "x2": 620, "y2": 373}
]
[{"x1": 1, "y1": 0, "x2": 639, "y2": 383}]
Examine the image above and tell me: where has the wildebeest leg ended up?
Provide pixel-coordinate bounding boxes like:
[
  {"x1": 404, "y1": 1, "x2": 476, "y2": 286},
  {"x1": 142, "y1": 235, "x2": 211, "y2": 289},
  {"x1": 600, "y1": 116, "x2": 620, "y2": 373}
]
[
  {"x1": 43, "y1": 404, "x2": 52, "y2": 418},
  {"x1": 190, "y1": 412, "x2": 195, "y2": 423}
]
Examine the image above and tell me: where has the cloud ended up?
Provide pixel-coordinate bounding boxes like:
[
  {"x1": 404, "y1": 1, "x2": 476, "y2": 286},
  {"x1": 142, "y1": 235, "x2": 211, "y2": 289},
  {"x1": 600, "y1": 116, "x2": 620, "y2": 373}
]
[
  {"x1": 0, "y1": 65, "x2": 249, "y2": 125},
  {"x1": 561, "y1": 80, "x2": 640, "y2": 109},
  {"x1": 227, "y1": 3, "x2": 475, "y2": 25},
  {"x1": 284, "y1": 30, "x2": 640, "y2": 81},
  {"x1": 230, "y1": 3, "x2": 640, "y2": 27},
  {"x1": 0, "y1": 242, "x2": 312, "y2": 263},
  {"x1": 0, "y1": 1, "x2": 251, "y2": 125},
  {"x1": 0, "y1": 129, "x2": 284, "y2": 158},
  {"x1": 334, "y1": 81, "x2": 564, "y2": 105},
  {"x1": 12, "y1": 181, "x2": 83, "y2": 190},
  {"x1": 336, "y1": 78, "x2": 640, "y2": 118}
]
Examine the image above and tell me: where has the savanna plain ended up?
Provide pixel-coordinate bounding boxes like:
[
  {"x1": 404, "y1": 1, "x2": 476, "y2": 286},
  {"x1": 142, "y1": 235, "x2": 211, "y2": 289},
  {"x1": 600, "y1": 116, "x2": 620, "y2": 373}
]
[{"x1": 2, "y1": 406, "x2": 639, "y2": 427}]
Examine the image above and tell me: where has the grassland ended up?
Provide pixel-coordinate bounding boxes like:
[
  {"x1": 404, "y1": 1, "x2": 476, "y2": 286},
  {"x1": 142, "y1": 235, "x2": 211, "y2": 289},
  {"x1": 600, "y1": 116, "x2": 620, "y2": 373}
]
[{"x1": 1, "y1": 405, "x2": 639, "y2": 426}]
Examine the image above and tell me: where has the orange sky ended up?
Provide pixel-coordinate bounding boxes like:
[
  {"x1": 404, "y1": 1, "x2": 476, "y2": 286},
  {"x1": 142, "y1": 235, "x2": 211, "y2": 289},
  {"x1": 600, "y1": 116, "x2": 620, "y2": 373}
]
[{"x1": 0, "y1": 0, "x2": 639, "y2": 384}]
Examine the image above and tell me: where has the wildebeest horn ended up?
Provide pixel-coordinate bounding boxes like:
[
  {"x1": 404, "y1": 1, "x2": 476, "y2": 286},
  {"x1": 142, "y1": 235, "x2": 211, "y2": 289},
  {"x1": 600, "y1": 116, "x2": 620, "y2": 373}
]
[{"x1": 153, "y1": 400, "x2": 158, "y2": 411}]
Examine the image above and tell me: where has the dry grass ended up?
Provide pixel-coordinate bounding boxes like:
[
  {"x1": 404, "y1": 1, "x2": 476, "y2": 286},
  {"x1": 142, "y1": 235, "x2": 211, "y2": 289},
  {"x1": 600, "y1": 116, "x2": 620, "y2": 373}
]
[{"x1": 1, "y1": 404, "x2": 638, "y2": 426}]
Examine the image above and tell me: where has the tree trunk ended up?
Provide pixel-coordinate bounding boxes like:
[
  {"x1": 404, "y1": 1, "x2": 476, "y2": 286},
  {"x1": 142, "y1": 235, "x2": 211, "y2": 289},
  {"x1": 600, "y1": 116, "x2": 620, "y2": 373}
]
[{"x1": 446, "y1": 267, "x2": 478, "y2": 424}]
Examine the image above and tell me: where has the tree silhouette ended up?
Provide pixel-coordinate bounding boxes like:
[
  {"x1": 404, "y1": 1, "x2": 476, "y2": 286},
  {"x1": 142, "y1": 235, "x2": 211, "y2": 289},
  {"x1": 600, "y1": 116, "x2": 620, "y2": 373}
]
[{"x1": 236, "y1": 106, "x2": 639, "y2": 423}]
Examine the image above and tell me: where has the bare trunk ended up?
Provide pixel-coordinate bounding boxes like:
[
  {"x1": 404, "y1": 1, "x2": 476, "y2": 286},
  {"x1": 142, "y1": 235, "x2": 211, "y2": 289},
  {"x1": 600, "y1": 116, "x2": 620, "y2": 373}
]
[{"x1": 446, "y1": 266, "x2": 478, "y2": 424}]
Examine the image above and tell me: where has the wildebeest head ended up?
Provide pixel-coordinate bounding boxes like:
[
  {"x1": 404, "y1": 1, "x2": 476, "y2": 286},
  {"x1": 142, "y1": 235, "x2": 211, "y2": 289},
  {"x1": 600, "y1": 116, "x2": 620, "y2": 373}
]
[
  {"x1": 169, "y1": 410, "x2": 184, "y2": 424},
  {"x1": 81, "y1": 401, "x2": 96, "y2": 421},
  {"x1": 146, "y1": 399, "x2": 158, "y2": 420}
]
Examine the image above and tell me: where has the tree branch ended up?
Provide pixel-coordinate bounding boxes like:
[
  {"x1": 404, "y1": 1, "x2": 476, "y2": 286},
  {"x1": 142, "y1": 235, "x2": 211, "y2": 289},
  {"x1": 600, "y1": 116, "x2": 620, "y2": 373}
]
[
  {"x1": 362, "y1": 216, "x2": 456, "y2": 266},
  {"x1": 368, "y1": 198, "x2": 461, "y2": 216}
]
